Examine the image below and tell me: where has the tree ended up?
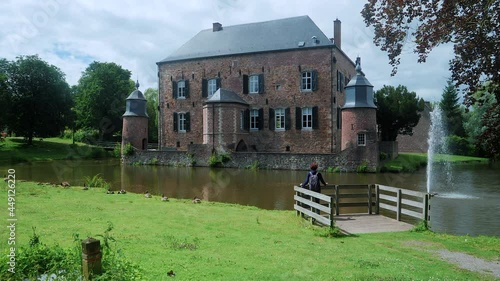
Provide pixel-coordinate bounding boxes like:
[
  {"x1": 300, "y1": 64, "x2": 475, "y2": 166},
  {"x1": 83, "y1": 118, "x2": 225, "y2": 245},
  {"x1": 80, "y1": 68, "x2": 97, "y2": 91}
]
[
  {"x1": 478, "y1": 103, "x2": 500, "y2": 159},
  {"x1": 375, "y1": 85, "x2": 425, "y2": 141},
  {"x1": 0, "y1": 59, "x2": 10, "y2": 131},
  {"x1": 464, "y1": 82, "x2": 498, "y2": 157},
  {"x1": 74, "y1": 61, "x2": 135, "y2": 140},
  {"x1": 361, "y1": 0, "x2": 500, "y2": 104},
  {"x1": 143, "y1": 88, "x2": 158, "y2": 143},
  {"x1": 439, "y1": 80, "x2": 465, "y2": 137},
  {"x1": 4, "y1": 55, "x2": 72, "y2": 144}
]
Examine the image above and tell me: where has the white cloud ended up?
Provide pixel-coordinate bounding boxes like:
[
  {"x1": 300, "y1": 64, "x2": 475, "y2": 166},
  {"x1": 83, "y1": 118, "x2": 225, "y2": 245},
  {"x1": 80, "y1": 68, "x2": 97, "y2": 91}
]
[{"x1": 1, "y1": 0, "x2": 454, "y2": 102}]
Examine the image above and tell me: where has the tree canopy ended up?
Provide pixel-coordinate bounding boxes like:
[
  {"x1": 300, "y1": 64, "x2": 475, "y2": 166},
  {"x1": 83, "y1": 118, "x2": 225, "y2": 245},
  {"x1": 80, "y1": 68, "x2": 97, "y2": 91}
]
[
  {"x1": 375, "y1": 85, "x2": 425, "y2": 141},
  {"x1": 74, "y1": 61, "x2": 135, "y2": 140},
  {"x1": 361, "y1": 0, "x2": 500, "y2": 103},
  {"x1": 144, "y1": 88, "x2": 158, "y2": 143},
  {"x1": 439, "y1": 80, "x2": 465, "y2": 137},
  {"x1": 2, "y1": 55, "x2": 72, "y2": 144}
]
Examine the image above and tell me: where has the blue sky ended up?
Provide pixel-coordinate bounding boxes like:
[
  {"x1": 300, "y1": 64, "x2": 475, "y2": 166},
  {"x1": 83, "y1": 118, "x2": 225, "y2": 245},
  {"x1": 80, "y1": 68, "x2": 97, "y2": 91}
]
[{"x1": 1, "y1": 0, "x2": 454, "y2": 101}]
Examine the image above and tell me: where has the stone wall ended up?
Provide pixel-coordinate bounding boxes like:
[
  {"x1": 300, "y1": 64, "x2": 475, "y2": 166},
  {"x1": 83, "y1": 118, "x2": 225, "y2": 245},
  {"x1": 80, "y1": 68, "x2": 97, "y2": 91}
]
[{"x1": 123, "y1": 145, "x2": 376, "y2": 172}]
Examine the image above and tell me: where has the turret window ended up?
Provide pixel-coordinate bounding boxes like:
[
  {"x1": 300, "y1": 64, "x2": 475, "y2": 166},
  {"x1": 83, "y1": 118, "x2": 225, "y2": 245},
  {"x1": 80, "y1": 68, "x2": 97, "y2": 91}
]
[{"x1": 357, "y1": 133, "x2": 366, "y2": 146}]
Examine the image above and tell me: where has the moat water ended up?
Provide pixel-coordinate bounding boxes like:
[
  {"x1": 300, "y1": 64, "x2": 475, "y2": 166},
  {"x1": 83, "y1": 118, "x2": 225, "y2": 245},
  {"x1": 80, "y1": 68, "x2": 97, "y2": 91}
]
[{"x1": 2, "y1": 159, "x2": 499, "y2": 236}]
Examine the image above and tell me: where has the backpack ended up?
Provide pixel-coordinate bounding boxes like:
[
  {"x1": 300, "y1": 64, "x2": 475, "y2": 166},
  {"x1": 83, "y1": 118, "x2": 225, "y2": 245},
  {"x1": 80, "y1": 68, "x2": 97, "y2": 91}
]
[{"x1": 309, "y1": 172, "x2": 320, "y2": 191}]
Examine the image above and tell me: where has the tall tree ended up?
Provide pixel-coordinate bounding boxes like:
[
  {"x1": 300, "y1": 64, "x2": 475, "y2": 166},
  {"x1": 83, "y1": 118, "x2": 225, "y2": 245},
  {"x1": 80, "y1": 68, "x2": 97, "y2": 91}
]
[
  {"x1": 464, "y1": 82, "x2": 499, "y2": 157},
  {"x1": 143, "y1": 88, "x2": 158, "y2": 143},
  {"x1": 375, "y1": 85, "x2": 425, "y2": 141},
  {"x1": 4, "y1": 55, "x2": 72, "y2": 144},
  {"x1": 439, "y1": 80, "x2": 465, "y2": 137},
  {"x1": 0, "y1": 59, "x2": 10, "y2": 131},
  {"x1": 478, "y1": 103, "x2": 500, "y2": 159},
  {"x1": 361, "y1": 0, "x2": 500, "y2": 104},
  {"x1": 74, "y1": 61, "x2": 135, "y2": 140}
]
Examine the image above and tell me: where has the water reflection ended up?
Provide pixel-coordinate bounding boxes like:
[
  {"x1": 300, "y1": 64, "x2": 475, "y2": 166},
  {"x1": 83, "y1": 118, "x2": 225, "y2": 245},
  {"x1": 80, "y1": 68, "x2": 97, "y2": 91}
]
[{"x1": 1, "y1": 160, "x2": 499, "y2": 236}]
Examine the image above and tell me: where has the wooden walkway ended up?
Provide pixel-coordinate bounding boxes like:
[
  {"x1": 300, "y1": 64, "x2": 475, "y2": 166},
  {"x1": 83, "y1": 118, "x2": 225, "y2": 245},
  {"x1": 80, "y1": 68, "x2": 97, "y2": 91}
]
[
  {"x1": 294, "y1": 184, "x2": 429, "y2": 233},
  {"x1": 334, "y1": 214, "x2": 414, "y2": 234}
]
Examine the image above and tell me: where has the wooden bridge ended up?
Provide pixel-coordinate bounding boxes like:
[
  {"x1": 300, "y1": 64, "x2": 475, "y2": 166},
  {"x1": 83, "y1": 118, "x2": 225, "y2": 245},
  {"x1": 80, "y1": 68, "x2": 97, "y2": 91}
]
[{"x1": 294, "y1": 184, "x2": 430, "y2": 234}]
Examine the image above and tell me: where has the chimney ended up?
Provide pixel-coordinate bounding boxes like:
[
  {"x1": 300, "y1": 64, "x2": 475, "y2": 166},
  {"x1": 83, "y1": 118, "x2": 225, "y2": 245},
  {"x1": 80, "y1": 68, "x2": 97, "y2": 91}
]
[
  {"x1": 334, "y1": 19, "x2": 341, "y2": 49},
  {"x1": 213, "y1": 22, "x2": 222, "y2": 32}
]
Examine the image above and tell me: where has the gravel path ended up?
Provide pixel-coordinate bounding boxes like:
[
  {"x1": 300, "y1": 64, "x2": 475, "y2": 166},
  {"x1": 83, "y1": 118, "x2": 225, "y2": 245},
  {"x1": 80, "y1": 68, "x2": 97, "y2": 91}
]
[
  {"x1": 437, "y1": 249, "x2": 500, "y2": 279},
  {"x1": 405, "y1": 240, "x2": 500, "y2": 279}
]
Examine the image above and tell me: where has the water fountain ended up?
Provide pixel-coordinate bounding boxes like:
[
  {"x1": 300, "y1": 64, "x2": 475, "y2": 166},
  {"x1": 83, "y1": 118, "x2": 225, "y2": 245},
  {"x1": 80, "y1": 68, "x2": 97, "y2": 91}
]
[{"x1": 426, "y1": 106, "x2": 447, "y2": 194}]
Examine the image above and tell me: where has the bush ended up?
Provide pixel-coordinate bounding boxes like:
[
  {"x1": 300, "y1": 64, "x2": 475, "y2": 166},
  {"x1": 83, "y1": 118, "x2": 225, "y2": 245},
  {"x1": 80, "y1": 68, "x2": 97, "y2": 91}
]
[
  {"x1": 379, "y1": 152, "x2": 388, "y2": 161},
  {"x1": 84, "y1": 174, "x2": 111, "y2": 189},
  {"x1": 0, "y1": 225, "x2": 143, "y2": 281},
  {"x1": 446, "y1": 135, "x2": 473, "y2": 156},
  {"x1": 327, "y1": 167, "x2": 341, "y2": 173},
  {"x1": 208, "y1": 150, "x2": 232, "y2": 167},
  {"x1": 356, "y1": 161, "x2": 368, "y2": 173},
  {"x1": 73, "y1": 128, "x2": 100, "y2": 143},
  {"x1": 122, "y1": 143, "x2": 134, "y2": 156}
]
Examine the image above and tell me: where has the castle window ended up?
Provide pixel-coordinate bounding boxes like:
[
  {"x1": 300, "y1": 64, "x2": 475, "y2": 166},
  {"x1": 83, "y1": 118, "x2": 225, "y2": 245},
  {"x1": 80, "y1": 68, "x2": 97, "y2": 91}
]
[
  {"x1": 177, "y1": 80, "x2": 186, "y2": 98},
  {"x1": 173, "y1": 80, "x2": 189, "y2": 99},
  {"x1": 301, "y1": 70, "x2": 318, "y2": 92},
  {"x1": 275, "y1": 108, "x2": 285, "y2": 130},
  {"x1": 202, "y1": 78, "x2": 221, "y2": 97},
  {"x1": 250, "y1": 109, "x2": 259, "y2": 130},
  {"x1": 249, "y1": 75, "x2": 259, "y2": 93},
  {"x1": 208, "y1": 79, "x2": 217, "y2": 97},
  {"x1": 173, "y1": 112, "x2": 190, "y2": 132},
  {"x1": 243, "y1": 74, "x2": 264, "y2": 94},
  {"x1": 295, "y1": 106, "x2": 318, "y2": 130},
  {"x1": 302, "y1": 107, "x2": 313, "y2": 129},
  {"x1": 357, "y1": 133, "x2": 366, "y2": 146}
]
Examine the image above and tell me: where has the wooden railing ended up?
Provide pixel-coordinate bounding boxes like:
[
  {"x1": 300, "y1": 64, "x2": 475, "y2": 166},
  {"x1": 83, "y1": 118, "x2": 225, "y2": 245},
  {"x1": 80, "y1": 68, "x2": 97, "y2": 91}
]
[
  {"x1": 294, "y1": 184, "x2": 430, "y2": 228},
  {"x1": 376, "y1": 184, "x2": 429, "y2": 221}
]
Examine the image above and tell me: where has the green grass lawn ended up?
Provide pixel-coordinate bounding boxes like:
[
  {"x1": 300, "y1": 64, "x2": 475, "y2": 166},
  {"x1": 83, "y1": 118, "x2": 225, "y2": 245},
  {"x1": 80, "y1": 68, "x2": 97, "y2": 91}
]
[
  {"x1": 0, "y1": 181, "x2": 498, "y2": 280},
  {"x1": 0, "y1": 137, "x2": 112, "y2": 163},
  {"x1": 381, "y1": 153, "x2": 489, "y2": 173}
]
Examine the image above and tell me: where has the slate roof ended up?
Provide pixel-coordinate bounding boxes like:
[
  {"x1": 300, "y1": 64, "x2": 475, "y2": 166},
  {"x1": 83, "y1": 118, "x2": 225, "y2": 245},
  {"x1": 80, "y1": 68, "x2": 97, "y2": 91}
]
[
  {"x1": 159, "y1": 16, "x2": 333, "y2": 63},
  {"x1": 205, "y1": 88, "x2": 249, "y2": 105}
]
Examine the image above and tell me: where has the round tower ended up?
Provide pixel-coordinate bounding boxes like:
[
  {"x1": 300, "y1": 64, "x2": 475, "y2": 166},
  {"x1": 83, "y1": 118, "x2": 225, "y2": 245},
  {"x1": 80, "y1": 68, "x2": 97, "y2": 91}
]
[
  {"x1": 122, "y1": 80, "x2": 149, "y2": 152},
  {"x1": 341, "y1": 58, "x2": 378, "y2": 169}
]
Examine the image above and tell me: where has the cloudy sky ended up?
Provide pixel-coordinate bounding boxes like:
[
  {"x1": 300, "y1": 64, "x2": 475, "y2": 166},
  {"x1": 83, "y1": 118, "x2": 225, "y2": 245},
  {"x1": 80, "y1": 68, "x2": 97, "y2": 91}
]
[{"x1": 1, "y1": 0, "x2": 454, "y2": 102}]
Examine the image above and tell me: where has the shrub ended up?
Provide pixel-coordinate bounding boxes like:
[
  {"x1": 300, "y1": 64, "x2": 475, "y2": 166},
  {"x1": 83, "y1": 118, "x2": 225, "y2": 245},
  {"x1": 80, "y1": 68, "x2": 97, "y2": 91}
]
[
  {"x1": 113, "y1": 143, "x2": 122, "y2": 157},
  {"x1": 327, "y1": 167, "x2": 341, "y2": 173},
  {"x1": 122, "y1": 143, "x2": 134, "y2": 156},
  {"x1": 84, "y1": 174, "x2": 111, "y2": 190},
  {"x1": 0, "y1": 225, "x2": 143, "y2": 281},
  {"x1": 379, "y1": 152, "x2": 388, "y2": 161},
  {"x1": 208, "y1": 150, "x2": 232, "y2": 167},
  {"x1": 356, "y1": 161, "x2": 368, "y2": 173},
  {"x1": 73, "y1": 128, "x2": 100, "y2": 143},
  {"x1": 446, "y1": 135, "x2": 473, "y2": 156}
]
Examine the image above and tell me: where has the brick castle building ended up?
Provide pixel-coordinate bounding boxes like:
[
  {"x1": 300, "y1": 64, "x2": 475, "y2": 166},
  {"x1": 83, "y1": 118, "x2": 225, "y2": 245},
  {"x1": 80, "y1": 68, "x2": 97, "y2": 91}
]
[{"x1": 123, "y1": 16, "x2": 380, "y2": 171}]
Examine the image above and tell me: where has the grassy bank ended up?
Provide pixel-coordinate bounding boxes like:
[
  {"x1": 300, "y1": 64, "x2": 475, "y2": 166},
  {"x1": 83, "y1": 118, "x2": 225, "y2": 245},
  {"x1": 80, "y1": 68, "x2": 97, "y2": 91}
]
[
  {"x1": 1, "y1": 182, "x2": 498, "y2": 280},
  {"x1": 381, "y1": 153, "x2": 489, "y2": 173},
  {"x1": 0, "y1": 137, "x2": 111, "y2": 163}
]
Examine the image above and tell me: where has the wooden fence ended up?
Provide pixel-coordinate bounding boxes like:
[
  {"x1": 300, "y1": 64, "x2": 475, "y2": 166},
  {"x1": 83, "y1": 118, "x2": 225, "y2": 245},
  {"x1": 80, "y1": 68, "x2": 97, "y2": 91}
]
[{"x1": 294, "y1": 184, "x2": 430, "y2": 227}]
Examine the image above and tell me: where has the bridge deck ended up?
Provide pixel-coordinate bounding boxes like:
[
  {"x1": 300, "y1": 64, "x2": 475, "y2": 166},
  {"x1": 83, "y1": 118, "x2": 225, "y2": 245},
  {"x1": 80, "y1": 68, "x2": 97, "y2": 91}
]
[{"x1": 334, "y1": 214, "x2": 414, "y2": 234}]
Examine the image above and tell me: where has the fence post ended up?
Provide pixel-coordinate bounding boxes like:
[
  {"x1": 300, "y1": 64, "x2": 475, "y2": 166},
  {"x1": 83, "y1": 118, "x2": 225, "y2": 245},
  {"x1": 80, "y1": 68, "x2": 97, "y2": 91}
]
[
  {"x1": 335, "y1": 185, "x2": 340, "y2": 215},
  {"x1": 396, "y1": 189, "x2": 402, "y2": 221},
  {"x1": 368, "y1": 184, "x2": 373, "y2": 214},
  {"x1": 330, "y1": 195, "x2": 335, "y2": 228},
  {"x1": 375, "y1": 185, "x2": 380, "y2": 214},
  {"x1": 82, "y1": 237, "x2": 102, "y2": 281}
]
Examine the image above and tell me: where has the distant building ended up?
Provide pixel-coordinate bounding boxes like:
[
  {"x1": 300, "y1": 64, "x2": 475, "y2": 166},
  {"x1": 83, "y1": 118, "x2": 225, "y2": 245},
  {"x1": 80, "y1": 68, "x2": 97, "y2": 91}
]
[{"x1": 123, "y1": 16, "x2": 380, "y2": 171}]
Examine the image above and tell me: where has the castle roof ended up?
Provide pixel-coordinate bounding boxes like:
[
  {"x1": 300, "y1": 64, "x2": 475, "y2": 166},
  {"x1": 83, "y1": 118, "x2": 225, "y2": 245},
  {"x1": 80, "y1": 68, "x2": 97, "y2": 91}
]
[
  {"x1": 205, "y1": 88, "x2": 248, "y2": 106},
  {"x1": 158, "y1": 16, "x2": 333, "y2": 63}
]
